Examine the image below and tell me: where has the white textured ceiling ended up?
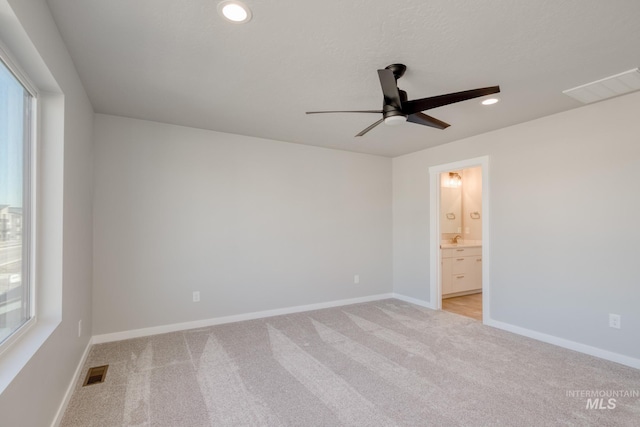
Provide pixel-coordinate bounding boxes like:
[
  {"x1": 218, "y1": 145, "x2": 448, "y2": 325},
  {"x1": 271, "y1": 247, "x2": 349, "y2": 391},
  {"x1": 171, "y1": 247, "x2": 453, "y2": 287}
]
[{"x1": 46, "y1": 0, "x2": 640, "y2": 157}]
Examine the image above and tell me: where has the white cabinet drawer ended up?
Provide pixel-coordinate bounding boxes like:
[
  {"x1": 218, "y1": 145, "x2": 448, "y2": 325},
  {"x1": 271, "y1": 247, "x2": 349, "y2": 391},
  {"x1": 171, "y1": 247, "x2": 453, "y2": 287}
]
[
  {"x1": 449, "y1": 246, "x2": 481, "y2": 257},
  {"x1": 452, "y1": 273, "x2": 481, "y2": 293},
  {"x1": 452, "y1": 256, "x2": 469, "y2": 274},
  {"x1": 451, "y1": 274, "x2": 472, "y2": 293}
]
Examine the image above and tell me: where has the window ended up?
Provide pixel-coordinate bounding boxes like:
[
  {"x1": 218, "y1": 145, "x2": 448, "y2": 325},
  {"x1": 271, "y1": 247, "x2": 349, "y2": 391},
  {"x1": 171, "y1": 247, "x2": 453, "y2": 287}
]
[{"x1": 0, "y1": 55, "x2": 33, "y2": 345}]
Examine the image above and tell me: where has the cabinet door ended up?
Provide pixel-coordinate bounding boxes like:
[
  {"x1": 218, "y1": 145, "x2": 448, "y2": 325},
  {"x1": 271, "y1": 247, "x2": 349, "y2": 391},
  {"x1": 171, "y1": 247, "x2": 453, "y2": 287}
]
[
  {"x1": 442, "y1": 257, "x2": 453, "y2": 295},
  {"x1": 471, "y1": 256, "x2": 482, "y2": 289},
  {"x1": 452, "y1": 256, "x2": 467, "y2": 275}
]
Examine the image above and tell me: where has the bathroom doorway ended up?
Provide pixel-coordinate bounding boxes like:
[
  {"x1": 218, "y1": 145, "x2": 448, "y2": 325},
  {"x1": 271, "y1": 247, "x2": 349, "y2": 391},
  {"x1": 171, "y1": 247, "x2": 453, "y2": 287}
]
[
  {"x1": 440, "y1": 167, "x2": 482, "y2": 320},
  {"x1": 429, "y1": 157, "x2": 490, "y2": 323}
]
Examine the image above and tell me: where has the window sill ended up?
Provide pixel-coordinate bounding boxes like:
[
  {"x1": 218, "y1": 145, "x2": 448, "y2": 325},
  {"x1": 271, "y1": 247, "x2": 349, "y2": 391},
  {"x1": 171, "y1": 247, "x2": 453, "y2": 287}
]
[{"x1": 0, "y1": 316, "x2": 60, "y2": 394}]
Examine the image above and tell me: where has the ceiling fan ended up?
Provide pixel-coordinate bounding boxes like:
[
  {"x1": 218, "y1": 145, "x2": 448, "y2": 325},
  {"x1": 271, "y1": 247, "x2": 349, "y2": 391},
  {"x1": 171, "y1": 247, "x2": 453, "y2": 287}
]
[{"x1": 306, "y1": 64, "x2": 500, "y2": 137}]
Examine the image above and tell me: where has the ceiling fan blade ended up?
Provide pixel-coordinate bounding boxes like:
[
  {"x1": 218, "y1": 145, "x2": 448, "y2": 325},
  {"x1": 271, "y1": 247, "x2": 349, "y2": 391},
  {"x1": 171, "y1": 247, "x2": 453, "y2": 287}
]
[
  {"x1": 306, "y1": 110, "x2": 382, "y2": 114},
  {"x1": 407, "y1": 112, "x2": 450, "y2": 130},
  {"x1": 402, "y1": 86, "x2": 500, "y2": 115},
  {"x1": 356, "y1": 118, "x2": 384, "y2": 137},
  {"x1": 377, "y1": 69, "x2": 402, "y2": 108}
]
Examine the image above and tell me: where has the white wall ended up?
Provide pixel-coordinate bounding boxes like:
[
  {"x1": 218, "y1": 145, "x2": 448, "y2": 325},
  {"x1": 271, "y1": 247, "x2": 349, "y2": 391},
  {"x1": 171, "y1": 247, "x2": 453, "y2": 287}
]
[
  {"x1": 461, "y1": 166, "x2": 482, "y2": 240},
  {"x1": 93, "y1": 115, "x2": 392, "y2": 335},
  {"x1": 393, "y1": 90, "x2": 640, "y2": 359},
  {"x1": 0, "y1": 0, "x2": 94, "y2": 425}
]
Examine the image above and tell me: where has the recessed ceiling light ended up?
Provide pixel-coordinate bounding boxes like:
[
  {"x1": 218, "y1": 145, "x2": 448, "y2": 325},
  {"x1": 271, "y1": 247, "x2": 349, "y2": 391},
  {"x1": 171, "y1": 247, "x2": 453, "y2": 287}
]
[
  {"x1": 218, "y1": 1, "x2": 252, "y2": 23},
  {"x1": 481, "y1": 98, "x2": 499, "y2": 106}
]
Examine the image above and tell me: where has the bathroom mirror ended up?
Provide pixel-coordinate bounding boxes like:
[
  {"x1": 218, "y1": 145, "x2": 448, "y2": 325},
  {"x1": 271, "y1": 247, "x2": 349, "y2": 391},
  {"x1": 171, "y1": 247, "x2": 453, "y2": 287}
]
[{"x1": 440, "y1": 172, "x2": 462, "y2": 234}]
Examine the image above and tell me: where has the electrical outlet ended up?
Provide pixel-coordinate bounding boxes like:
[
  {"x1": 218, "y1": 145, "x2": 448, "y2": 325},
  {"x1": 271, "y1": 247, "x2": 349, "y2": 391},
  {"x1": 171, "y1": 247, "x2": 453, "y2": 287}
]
[
  {"x1": 78, "y1": 319, "x2": 82, "y2": 338},
  {"x1": 354, "y1": 275, "x2": 360, "y2": 284},
  {"x1": 193, "y1": 291, "x2": 200, "y2": 302},
  {"x1": 609, "y1": 313, "x2": 621, "y2": 329}
]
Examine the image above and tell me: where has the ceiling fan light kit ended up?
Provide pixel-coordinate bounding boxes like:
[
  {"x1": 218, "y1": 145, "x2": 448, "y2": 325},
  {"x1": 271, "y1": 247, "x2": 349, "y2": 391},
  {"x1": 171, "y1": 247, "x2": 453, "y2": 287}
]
[
  {"x1": 307, "y1": 64, "x2": 500, "y2": 137},
  {"x1": 384, "y1": 115, "x2": 407, "y2": 126}
]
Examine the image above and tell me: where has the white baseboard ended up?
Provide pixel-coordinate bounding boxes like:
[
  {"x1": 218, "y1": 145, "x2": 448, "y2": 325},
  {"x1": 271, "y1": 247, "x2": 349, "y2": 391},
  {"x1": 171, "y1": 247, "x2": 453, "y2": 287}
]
[
  {"x1": 485, "y1": 318, "x2": 640, "y2": 370},
  {"x1": 51, "y1": 337, "x2": 94, "y2": 427},
  {"x1": 393, "y1": 294, "x2": 639, "y2": 370},
  {"x1": 93, "y1": 293, "x2": 395, "y2": 344},
  {"x1": 392, "y1": 293, "x2": 436, "y2": 309}
]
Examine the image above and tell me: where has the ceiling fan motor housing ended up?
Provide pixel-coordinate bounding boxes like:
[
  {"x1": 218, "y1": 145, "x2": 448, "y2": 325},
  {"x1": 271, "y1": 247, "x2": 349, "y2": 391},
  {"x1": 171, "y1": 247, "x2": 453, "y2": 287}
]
[
  {"x1": 383, "y1": 87, "x2": 408, "y2": 122},
  {"x1": 383, "y1": 104, "x2": 407, "y2": 120},
  {"x1": 385, "y1": 63, "x2": 407, "y2": 80}
]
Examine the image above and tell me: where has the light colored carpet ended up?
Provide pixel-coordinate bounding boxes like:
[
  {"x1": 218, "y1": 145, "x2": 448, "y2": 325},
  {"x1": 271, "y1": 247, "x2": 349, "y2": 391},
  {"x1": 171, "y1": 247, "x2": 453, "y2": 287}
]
[{"x1": 61, "y1": 299, "x2": 640, "y2": 426}]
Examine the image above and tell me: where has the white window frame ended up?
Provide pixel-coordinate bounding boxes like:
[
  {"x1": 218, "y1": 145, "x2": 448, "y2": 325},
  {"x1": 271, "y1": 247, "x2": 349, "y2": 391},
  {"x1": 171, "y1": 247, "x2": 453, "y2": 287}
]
[
  {"x1": 0, "y1": 0, "x2": 65, "y2": 395},
  {"x1": 0, "y1": 40, "x2": 38, "y2": 354}
]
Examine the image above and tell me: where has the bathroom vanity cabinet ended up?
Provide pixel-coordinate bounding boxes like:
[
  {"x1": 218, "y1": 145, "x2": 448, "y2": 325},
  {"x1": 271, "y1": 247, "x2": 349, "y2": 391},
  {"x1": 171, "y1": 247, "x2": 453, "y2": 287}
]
[{"x1": 441, "y1": 246, "x2": 482, "y2": 297}]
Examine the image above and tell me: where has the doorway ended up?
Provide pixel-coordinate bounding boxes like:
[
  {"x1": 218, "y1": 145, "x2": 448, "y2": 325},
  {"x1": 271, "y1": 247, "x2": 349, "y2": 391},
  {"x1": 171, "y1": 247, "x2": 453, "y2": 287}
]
[{"x1": 429, "y1": 156, "x2": 490, "y2": 323}]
